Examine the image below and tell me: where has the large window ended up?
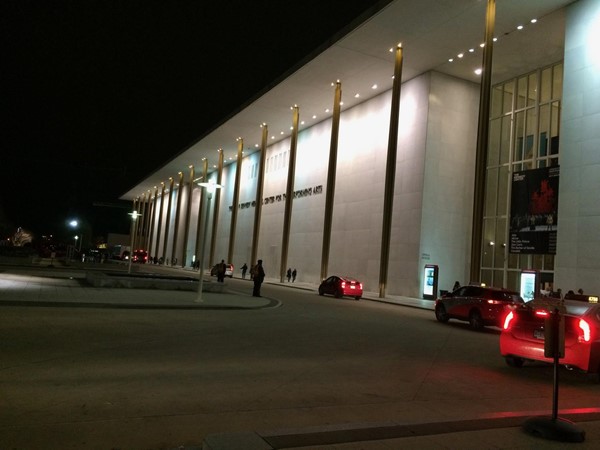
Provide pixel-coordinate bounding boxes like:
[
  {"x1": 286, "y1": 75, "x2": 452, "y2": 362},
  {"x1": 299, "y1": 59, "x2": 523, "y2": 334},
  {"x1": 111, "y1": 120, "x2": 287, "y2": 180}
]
[{"x1": 482, "y1": 62, "x2": 563, "y2": 291}]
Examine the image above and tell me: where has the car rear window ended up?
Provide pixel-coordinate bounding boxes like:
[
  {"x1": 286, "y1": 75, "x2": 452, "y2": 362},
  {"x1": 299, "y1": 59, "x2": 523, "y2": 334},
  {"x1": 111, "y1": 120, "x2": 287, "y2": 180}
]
[
  {"x1": 488, "y1": 290, "x2": 523, "y2": 302},
  {"x1": 564, "y1": 301, "x2": 595, "y2": 317}
]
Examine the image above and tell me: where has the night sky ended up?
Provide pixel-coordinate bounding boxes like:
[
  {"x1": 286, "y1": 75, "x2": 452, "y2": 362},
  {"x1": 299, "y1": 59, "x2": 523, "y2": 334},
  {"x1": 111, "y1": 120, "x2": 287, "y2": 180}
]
[{"x1": 1, "y1": 0, "x2": 387, "y2": 244}]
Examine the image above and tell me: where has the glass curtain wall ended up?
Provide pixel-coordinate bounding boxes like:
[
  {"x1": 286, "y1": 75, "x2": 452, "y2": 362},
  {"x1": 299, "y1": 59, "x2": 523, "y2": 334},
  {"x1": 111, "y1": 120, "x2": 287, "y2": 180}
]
[{"x1": 482, "y1": 62, "x2": 563, "y2": 290}]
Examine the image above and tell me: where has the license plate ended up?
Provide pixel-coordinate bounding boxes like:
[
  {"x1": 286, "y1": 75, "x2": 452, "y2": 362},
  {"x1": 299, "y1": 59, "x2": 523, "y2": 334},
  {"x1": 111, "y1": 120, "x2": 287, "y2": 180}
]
[{"x1": 533, "y1": 329, "x2": 544, "y2": 340}]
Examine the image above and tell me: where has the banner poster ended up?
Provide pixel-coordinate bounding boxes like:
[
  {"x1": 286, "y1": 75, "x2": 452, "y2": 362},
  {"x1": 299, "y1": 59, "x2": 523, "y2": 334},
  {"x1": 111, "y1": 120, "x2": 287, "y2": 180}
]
[{"x1": 509, "y1": 166, "x2": 560, "y2": 254}]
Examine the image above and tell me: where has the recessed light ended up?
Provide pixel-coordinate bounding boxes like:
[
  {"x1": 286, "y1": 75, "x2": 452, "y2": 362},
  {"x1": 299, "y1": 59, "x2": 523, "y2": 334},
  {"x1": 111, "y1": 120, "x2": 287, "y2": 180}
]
[
  {"x1": 458, "y1": 53, "x2": 464, "y2": 58},
  {"x1": 354, "y1": 93, "x2": 360, "y2": 98},
  {"x1": 469, "y1": 48, "x2": 474, "y2": 53},
  {"x1": 312, "y1": 115, "x2": 317, "y2": 119},
  {"x1": 474, "y1": 68, "x2": 482, "y2": 75},
  {"x1": 448, "y1": 58, "x2": 454, "y2": 62},
  {"x1": 517, "y1": 25, "x2": 523, "y2": 30},
  {"x1": 372, "y1": 84, "x2": 378, "y2": 89},
  {"x1": 531, "y1": 18, "x2": 537, "y2": 23}
]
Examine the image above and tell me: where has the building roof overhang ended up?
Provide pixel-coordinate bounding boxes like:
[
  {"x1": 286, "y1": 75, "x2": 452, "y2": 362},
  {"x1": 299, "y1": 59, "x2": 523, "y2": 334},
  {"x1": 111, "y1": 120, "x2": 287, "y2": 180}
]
[{"x1": 122, "y1": 0, "x2": 574, "y2": 200}]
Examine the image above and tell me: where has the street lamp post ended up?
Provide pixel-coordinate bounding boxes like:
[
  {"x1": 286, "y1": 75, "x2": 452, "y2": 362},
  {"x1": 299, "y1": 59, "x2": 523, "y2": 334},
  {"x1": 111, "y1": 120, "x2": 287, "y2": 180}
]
[
  {"x1": 69, "y1": 219, "x2": 80, "y2": 260},
  {"x1": 196, "y1": 180, "x2": 222, "y2": 302},
  {"x1": 128, "y1": 210, "x2": 141, "y2": 274}
]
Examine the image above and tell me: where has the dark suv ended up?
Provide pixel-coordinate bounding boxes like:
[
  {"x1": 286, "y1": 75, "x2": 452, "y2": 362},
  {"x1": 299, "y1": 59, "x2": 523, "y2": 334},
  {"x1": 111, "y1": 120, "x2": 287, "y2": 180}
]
[{"x1": 435, "y1": 285, "x2": 523, "y2": 330}]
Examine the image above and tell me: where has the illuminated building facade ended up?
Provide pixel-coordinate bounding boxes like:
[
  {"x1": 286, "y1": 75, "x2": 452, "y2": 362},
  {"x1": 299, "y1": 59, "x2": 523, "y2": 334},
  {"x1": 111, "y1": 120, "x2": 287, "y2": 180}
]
[{"x1": 123, "y1": 0, "x2": 600, "y2": 298}]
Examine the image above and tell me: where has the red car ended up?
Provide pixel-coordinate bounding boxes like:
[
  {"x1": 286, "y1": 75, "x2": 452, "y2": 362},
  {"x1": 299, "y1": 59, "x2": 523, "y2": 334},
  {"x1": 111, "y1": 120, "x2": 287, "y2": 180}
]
[
  {"x1": 319, "y1": 275, "x2": 363, "y2": 300},
  {"x1": 132, "y1": 249, "x2": 148, "y2": 263},
  {"x1": 435, "y1": 285, "x2": 523, "y2": 330},
  {"x1": 500, "y1": 296, "x2": 600, "y2": 378}
]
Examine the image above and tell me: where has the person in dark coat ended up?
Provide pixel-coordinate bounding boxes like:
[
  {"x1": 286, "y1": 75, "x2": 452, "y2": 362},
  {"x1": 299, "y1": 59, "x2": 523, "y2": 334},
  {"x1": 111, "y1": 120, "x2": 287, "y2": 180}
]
[
  {"x1": 292, "y1": 268, "x2": 297, "y2": 282},
  {"x1": 252, "y1": 260, "x2": 265, "y2": 297},
  {"x1": 216, "y1": 259, "x2": 226, "y2": 283},
  {"x1": 241, "y1": 263, "x2": 248, "y2": 279},
  {"x1": 286, "y1": 268, "x2": 292, "y2": 282}
]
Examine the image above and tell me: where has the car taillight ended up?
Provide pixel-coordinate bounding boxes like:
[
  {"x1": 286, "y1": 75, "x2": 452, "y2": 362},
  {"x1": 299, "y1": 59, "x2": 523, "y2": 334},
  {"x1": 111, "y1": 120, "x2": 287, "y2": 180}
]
[
  {"x1": 341, "y1": 281, "x2": 346, "y2": 289},
  {"x1": 578, "y1": 319, "x2": 591, "y2": 343},
  {"x1": 359, "y1": 283, "x2": 363, "y2": 290},
  {"x1": 503, "y1": 311, "x2": 514, "y2": 330},
  {"x1": 534, "y1": 309, "x2": 550, "y2": 318}
]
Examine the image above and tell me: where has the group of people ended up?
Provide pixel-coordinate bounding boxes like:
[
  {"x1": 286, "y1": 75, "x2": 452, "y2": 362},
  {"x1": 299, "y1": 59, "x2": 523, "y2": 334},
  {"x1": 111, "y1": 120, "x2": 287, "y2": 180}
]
[
  {"x1": 210, "y1": 259, "x2": 301, "y2": 297},
  {"x1": 286, "y1": 268, "x2": 297, "y2": 282}
]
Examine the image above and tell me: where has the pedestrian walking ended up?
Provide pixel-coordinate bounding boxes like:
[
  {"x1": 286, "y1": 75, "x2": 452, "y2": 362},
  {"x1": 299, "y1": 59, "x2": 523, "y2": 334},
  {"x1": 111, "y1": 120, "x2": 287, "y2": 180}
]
[
  {"x1": 292, "y1": 268, "x2": 297, "y2": 282},
  {"x1": 252, "y1": 260, "x2": 265, "y2": 297},
  {"x1": 286, "y1": 268, "x2": 292, "y2": 282},
  {"x1": 241, "y1": 263, "x2": 248, "y2": 279},
  {"x1": 216, "y1": 259, "x2": 226, "y2": 283}
]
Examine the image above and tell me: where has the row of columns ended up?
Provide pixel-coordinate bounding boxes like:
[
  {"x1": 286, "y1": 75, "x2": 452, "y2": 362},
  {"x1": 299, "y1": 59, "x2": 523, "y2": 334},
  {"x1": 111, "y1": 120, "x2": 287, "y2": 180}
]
[
  {"x1": 131, "y1": 0, "x2": 495, "y2": 292},
  {"x1": 131, "y1": 44, "x2": 405, "y2": 297}
]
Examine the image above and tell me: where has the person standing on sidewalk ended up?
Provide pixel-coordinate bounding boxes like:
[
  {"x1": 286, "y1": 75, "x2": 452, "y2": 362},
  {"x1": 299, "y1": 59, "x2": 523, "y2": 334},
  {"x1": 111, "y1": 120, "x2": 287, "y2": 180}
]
[
  {"x1": 292, "y1": 268, "x2": 297, "y2": 282},
  {"x1": 216, "y1": 259, "x2": 226, "y2": 283},
  {"x1": 252, "y1": 260, "x2": 265, "y2": 297},
  {"x1": 286, "y1": 268, "x2": 292, "y2": 282},
  {"x1": 241, "y1": 263, "x2": 248, "y2": 279}
]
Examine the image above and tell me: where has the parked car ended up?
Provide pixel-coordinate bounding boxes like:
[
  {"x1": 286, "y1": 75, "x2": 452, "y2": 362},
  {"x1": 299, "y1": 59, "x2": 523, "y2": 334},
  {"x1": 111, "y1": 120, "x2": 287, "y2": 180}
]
[
  {"x1": 210, "y1": 263, "x2": 234, "y2": 277},
  {"x1": 500, "y1": 296, "x2": 600, "y2": 379},
  {"x1": 434, "y1": 285, "x2": 523, "y2": 330},
  {"x1": 318, "y1": 275, "x2": 363, "y2": 300}
]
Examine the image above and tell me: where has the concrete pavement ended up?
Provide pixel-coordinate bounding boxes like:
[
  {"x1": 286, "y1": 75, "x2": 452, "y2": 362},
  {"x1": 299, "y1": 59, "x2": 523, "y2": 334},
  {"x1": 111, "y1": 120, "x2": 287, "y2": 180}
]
[{"x1": 1, "y1": 261, "x2": 600, "y2": 449}]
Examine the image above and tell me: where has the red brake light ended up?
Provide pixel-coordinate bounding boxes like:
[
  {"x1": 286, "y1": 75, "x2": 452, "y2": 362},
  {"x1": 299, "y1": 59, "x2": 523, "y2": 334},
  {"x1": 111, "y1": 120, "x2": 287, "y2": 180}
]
[
  {"x1": 579, "y1": 319, "x2": 591, "y2": 342},
  {"x1": 341, "y1": 281, "x2": 346, "y2": 289},
  {"x1": 534, "y1": 309, "x2": 550, "y2": 318},
  {"x1": 503, "y1": 311, "x2": 514, "y2": 330}
]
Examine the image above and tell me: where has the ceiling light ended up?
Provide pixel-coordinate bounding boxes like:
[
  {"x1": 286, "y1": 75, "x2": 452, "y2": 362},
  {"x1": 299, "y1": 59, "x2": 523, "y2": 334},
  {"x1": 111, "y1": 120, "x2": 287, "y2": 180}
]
[
  {"x1": 300, "y1": 120, "x2": 305, "y2": 125},
  {"x1": 255, "y1": 144, "x2": 259, "y2": 147},
  {"x1": 372, "y1": 84, "x2": 378, "y2": 89},
  {"x1": 480, "y1": 43, "x2": 485, "y2": 48},
  {"x1": 474, "y1": 68, "x2": 482, "y2": 75},
  {"x1": 531, "y1": 18, "x2": 537, "y2": 23},
  {"x1": 448, "y1": 58, "x2": 454, "y2": 62},
  {"x1": 325, "y1": 108, "x2": 330, "y2": 113},
  {"x1": 458, "y1": 53, "x2": 464, "y2": 58},
  {"x1": 280, "y1": 131, "x2": 284, "y2": 134},
  {"x1": 517, "y1": 25, "x2": 523, "y2": 30},
  {"x1": 469, "y1": 48, "x2": 474, "y2": 53},
  {"x1": 312, "y1": 115, "x2": 317, "y2": 119},
  {"x1": 354, "y1": 93, "x2": 360, "y2": 98},
  {"x1": 493, "y1": 37, "x2": 498, "y2": 42}
]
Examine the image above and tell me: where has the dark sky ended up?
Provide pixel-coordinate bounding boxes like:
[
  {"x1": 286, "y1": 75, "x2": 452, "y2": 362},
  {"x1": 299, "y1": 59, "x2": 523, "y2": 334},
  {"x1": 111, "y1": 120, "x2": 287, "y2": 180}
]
[{"x1": 1, "y1": 0, "x2": 387, "y2": 243}]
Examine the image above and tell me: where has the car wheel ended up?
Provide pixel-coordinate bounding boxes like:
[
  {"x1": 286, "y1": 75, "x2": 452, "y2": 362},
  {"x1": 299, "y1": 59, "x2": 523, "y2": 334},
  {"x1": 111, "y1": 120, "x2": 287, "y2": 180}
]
[
  {"x1": 505, "y1": 356, "x2": 524, "y2": 368},
  {"x1": 435, "y1": 304, "x2": 449, "y2": 323},
  {"x1": 318, "y1": 287, "x2": 324, "y2": 296},
  {"x1": 354, "y1": 296, "x2": 361, "y2": 300},
  {"x1": 334, "y1": 289, "x2": 343, "y2": 298},
  {"x1": 469, "y1": 310, "x2": 484, "y2": 330}
]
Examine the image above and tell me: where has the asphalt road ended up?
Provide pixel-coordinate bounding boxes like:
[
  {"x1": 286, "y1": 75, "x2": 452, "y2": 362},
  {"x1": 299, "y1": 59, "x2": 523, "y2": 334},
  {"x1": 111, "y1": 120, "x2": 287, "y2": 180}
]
[{"x1": 1, "y1": 277, "x2": 599, "y2": 449}]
